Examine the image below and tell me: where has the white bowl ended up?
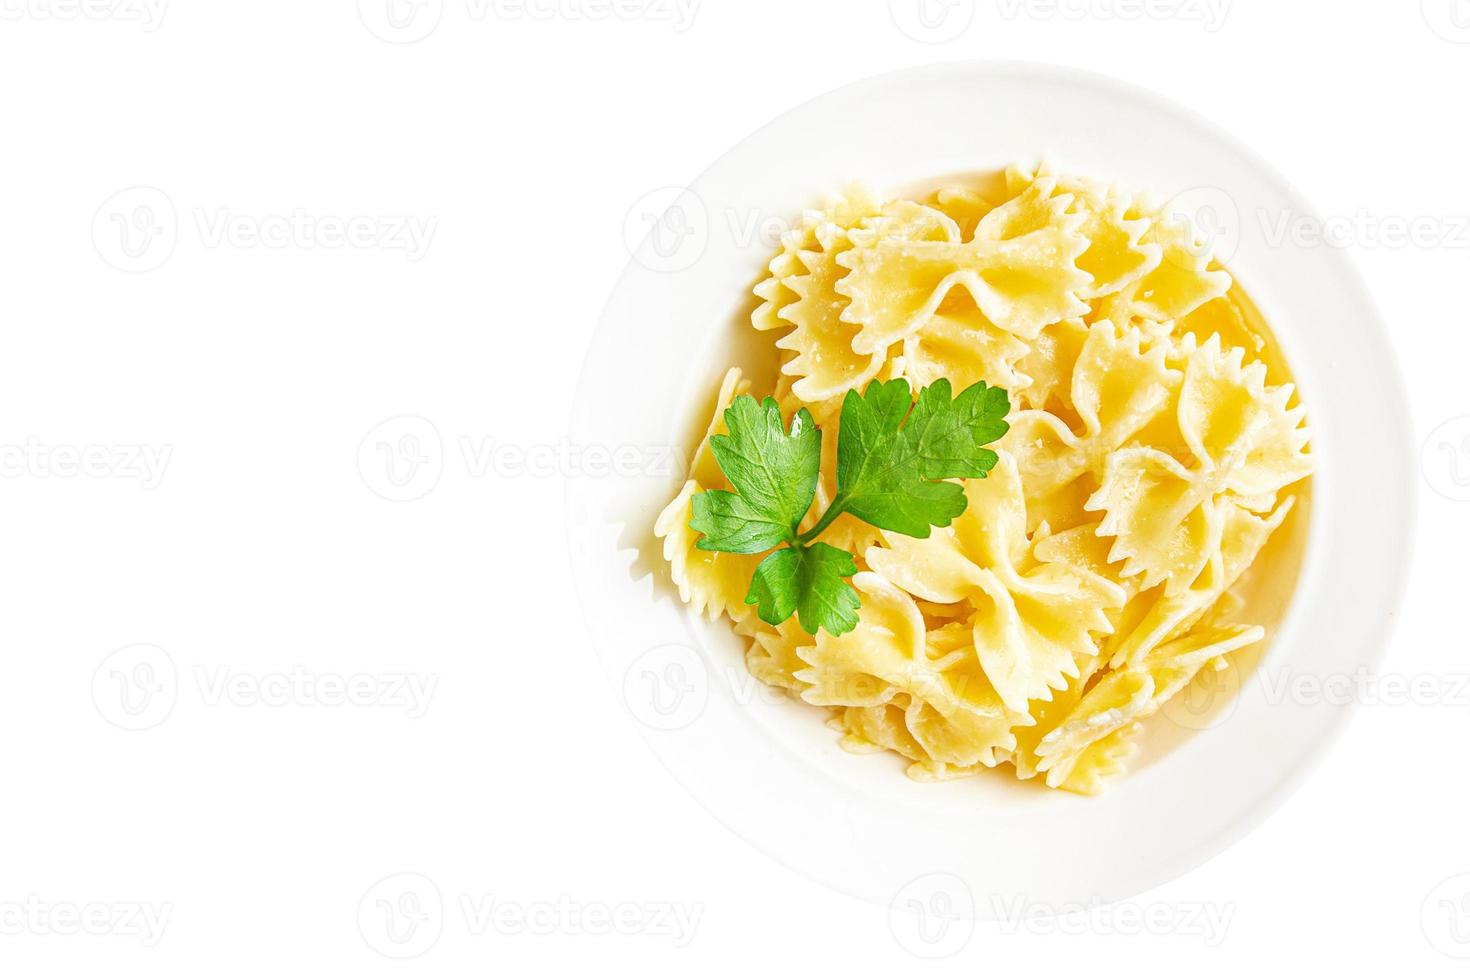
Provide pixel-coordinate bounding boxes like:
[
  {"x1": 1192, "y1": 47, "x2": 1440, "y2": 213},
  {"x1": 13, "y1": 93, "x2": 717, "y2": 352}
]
[{"x1": 568, "y1": 61, "x2": 1414, "y2": 912}]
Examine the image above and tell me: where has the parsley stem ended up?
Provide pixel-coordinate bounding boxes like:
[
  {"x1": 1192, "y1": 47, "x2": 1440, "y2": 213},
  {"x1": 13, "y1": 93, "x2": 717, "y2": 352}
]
[{"x1": 797, "y1": 496, "x2": 848, "y2": 546}]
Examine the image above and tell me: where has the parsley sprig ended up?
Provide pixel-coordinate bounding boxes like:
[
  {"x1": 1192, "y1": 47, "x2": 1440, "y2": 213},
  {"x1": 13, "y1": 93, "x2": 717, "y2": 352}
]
[{"x1": 690, "y1": 378, "x2": 1010, "y2": 636}]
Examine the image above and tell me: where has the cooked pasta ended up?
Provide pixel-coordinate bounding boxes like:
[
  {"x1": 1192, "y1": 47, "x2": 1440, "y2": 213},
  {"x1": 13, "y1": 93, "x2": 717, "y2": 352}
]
[{"x1": 654, "y1": 162, "x2": 1313, "y2": 794}]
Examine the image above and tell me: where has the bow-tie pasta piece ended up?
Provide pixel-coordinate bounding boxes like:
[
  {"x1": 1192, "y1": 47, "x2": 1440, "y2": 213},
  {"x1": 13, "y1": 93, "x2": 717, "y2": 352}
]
[
  {"x1": 1036, "y1": 624, "x2": 1265, "y2": 791},
  {"x1": 1089, "y1": 446, "x2": 1225, "y2": 594},
  {"x1": 1177, "y1": 338, "x2": 1312, "y2": 499},
  {"x1": 832, "y1": 625, "x2": 1025, "y2": 780},
  {"x1": 901, "y1": 623, "x2": 1026, "y2": 775},
  {"x1": 654, "y1": 368, "x2": 772, "y2": 623},
  {"x1": 931, "y1": 185, "x2": 1002, "y2": 241},
  {"x1": 1178, "y1": 291, "x2": 1266, "y2": 360},
  {"x1": 794, "y1": 572, "x2": 948, "y2": 711},
  {"x1": 752, "y1": 185, "x2": 882, "y2": 333},
  {"x1": 752, "y1": 226, "x2": 812, "y2": 334},
  {"x1": 1028, "y1": 520, "x2": 1144, "y2": 631},
  {"x1": 1051, "y1": 724, "x2": 1144, "y2": 796},
  {"x1": 1007, "y1": 644, "x2": 1128, "y2": 786},
  {"x1": 1093, "y1": 200, "x2": 1233, "y2": 327},
  {"x1": 866, "y1": 453, "x2": 1125, "y2": 713},
  {"x1": 1071, "y1": 184, "x2": 1165, "y2": 300},
  {"x1": 967, "y1": 559, "x2": 1122, "y2": 714},
  {"x1": 1029, "y1": 520, "x2": 1129, "y2": 588},
  {"x1": 1012, "y1": 317, "x2": 1090, "y2": 414},
  {"x1": 1088, "y1": 334, "x2": 1311, "y2": 594},
  {"x1": 794, "y1": 575, "x2": 1023, "y2": 771},
  {"x1": 736, "y1": 616, "x2": 815, "y2": 695},
  {"x1": 776, "y1": 220, "x2": 892, "y2": 402},
  {"x1": 1107, "y1": 497, "x2": 1293, "y2": 669},
  {"x1": 1007, "y1": 320, "x2": 1180, "y2": 528},
  {"x1": 1007, "y1": 158, "x2": 1229, "y2": 324},
  {"x1": 836, "y1": 180, "x2": 1093, "y2": 354},
  {"x1": 900, "y1": 304, "x2": 1033, "y2": 396},
  {"x1": 1004, "y1": 517, "x2": 1140, "y2": 785},
  {"x1": 836, "y1": 701, "x2": 924, "y2": 761},
  {"x1": 1003, "y1": 158, "x2": 1050, "y2": 197},
  {"x1": 1006, "y1": 164, "x2": 1164, "y2": 301}
]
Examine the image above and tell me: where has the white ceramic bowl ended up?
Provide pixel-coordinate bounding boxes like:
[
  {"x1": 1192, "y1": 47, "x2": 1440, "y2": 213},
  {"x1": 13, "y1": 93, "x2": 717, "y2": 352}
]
[{"x1": 568, "y1": 61, "x2": 1414, "y2": 912}]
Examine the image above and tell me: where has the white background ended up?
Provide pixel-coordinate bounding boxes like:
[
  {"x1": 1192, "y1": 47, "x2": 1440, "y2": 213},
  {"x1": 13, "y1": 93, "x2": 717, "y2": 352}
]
[{"x1": 1, "y1": 0, "x2": 1467, "y2": 974}]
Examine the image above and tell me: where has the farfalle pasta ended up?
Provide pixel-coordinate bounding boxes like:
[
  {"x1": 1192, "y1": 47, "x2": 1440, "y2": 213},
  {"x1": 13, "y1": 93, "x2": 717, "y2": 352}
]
[{"x1": 655, "y1": 162, "x2": 1313, "y2": 795}]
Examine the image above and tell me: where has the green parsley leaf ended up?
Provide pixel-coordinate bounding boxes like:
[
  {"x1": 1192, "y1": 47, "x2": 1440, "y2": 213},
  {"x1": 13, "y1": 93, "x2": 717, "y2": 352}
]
[
  {"x1": 906, "y1": 377, "x2": 1011, "y2": 480},
  {"x1": 689, "y1": 490, "x2": 793, "y2": 555},
  {"x1": 745, "y1": 543, "x2": 860, "y2": 636},
  {"x1": 835, "y1": 378, "x2": 1009, "y2": 538},
  {"x1": 690, "y1": 394, "x2": 820, "y2": 553},
  {"x1": 686, "y1": 378, "x2": 1010, "y2": 636}
]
